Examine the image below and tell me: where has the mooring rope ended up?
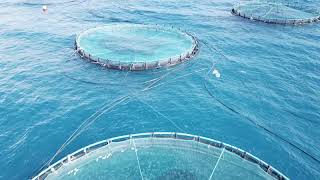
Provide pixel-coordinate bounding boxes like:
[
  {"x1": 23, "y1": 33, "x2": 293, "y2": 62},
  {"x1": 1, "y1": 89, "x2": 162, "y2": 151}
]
[
  {"x1": 200, "y1": 39, "x2": 320, "y2": 165},
  {"x1": 37, "y1": 22, "x2": 202, "y2": 175},
  {"x1": 135, "y1": 96, "x2": 186, "y2": 133},
  {"x1": 143, "y1": 67, "x2": 207, "y2": 91},
  {"x1": 38, "y1": 43, "x2": 201, "y2": 174},
  {"x1": 41, "y1": 95, "x2": 130, "y2": 169}
]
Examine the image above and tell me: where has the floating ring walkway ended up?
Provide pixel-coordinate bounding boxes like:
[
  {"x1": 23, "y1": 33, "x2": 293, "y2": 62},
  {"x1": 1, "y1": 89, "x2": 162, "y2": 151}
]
[
  {"x1": 231, "y1": 1, "x2": 320, "y2": 25},
  {"x1": 32, "y1": 132, "x2": 289, "y2": 180},
  {"x1": 75, "y1": 24, "x2": 199, "y2": 71}
]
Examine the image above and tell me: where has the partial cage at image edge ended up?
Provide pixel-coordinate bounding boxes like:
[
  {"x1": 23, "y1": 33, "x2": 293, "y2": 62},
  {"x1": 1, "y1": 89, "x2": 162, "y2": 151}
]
[
  {"x1": 231, "y1": 0, "x2": 320, "y2": 25},
  {"x1": 31, "y1": 132, "x2": 289, "y2": 180}
]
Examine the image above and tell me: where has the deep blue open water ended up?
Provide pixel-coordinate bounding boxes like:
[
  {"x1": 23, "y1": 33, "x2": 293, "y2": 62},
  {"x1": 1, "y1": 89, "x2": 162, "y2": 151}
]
[{"x1": 0, "y1": 0, "x2": 319, "y2": 179}]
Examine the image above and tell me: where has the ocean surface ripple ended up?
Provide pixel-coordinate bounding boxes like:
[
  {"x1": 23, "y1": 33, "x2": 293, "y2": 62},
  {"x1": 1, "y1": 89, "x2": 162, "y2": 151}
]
[{"x1": 0, "y1": 0, "x2": 319, "y2": 179}]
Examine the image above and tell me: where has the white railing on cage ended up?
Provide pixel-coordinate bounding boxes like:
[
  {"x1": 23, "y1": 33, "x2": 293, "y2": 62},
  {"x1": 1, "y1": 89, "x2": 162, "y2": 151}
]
[{"x1": 32, "y1": 132, "x2": 289, "y2": 180}]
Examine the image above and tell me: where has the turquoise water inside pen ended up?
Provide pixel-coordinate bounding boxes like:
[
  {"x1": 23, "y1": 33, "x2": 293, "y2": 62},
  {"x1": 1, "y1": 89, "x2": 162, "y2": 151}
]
[
  {"x1": 0, "y1": 0, "x2": 320, "y2": 179},
  {"x1": 236, "y1": 1, "x2": 317, "y2": 20},
  {"x1": 78, "y1": 24, "x2": 194, "y2": 63},
  {"x1": 45, "y1": 138, "x2": 274, "y2": 180}
]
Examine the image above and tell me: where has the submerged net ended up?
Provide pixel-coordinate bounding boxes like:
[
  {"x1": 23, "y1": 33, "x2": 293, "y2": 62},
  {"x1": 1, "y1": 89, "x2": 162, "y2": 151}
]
[
  {"x1": 32, "y1": 132, "x2": 288, "y2": 180},
  {"x1": 232, "y1": 0, "x2": 320, "y2": 25},
  {"x1": 75, "y1": 24, "x2": 199, "y2": 71}
]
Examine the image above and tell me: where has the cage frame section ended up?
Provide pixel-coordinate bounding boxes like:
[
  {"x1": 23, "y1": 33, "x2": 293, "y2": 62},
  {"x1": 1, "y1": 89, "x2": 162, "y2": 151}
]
[
  {"x1": 31, "y1": 132, "x2": 289, "y2": 180},
  {"x1": 231, "y1": 1, "x2": 320, "y2": 25},
  {"x1": 74, "y1": 24, "x2": 199, "y2": 71}
]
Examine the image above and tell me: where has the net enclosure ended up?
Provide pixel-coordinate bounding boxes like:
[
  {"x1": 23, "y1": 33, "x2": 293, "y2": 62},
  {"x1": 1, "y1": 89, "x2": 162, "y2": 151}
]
[
  {"x1": 75, "y1": 24, "x2": 199, "y2": 71},
  {"x1": 32, "y1": 132, "x2": 289, "y2": 180},
  {"x1": 231, "y1": 0, "x2": 320, "y2": 25}
]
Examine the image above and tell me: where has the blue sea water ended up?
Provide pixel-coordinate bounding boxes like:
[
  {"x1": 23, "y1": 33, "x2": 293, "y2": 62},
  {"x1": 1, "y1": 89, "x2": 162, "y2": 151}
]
[{"x1": 0, "y1": 0, "x2": 319, "y2": 179}]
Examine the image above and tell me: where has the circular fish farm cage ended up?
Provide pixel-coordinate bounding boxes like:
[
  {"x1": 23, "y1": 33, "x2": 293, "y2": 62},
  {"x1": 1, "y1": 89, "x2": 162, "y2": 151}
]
[
  {"x1": 231, "y1": 0, "x2": 320, "y2": 25},
  {"x1": 75, "y1": 24, "x2": 199, "y2": 71},
  {"x1": 32, "y1": 132, "x2": 289, "y2": 180}
]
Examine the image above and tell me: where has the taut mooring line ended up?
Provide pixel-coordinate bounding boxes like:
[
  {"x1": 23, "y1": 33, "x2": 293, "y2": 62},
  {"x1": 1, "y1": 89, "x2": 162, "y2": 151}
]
[{"x1": 201, "y1": 39, "x2": 320, "y2": 165}]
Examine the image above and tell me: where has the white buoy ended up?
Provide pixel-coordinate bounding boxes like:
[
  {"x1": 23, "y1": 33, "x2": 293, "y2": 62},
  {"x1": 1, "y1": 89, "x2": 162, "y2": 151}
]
[
  {"x1": 50, "y1": 168, "x2": 55, "y2": 173},
  {"x1": 42, "y1": 5, "x2": 48, "y2": 12},
  {"x1": 212, "y1": 69, "x2": 221, "y2": 78}
]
